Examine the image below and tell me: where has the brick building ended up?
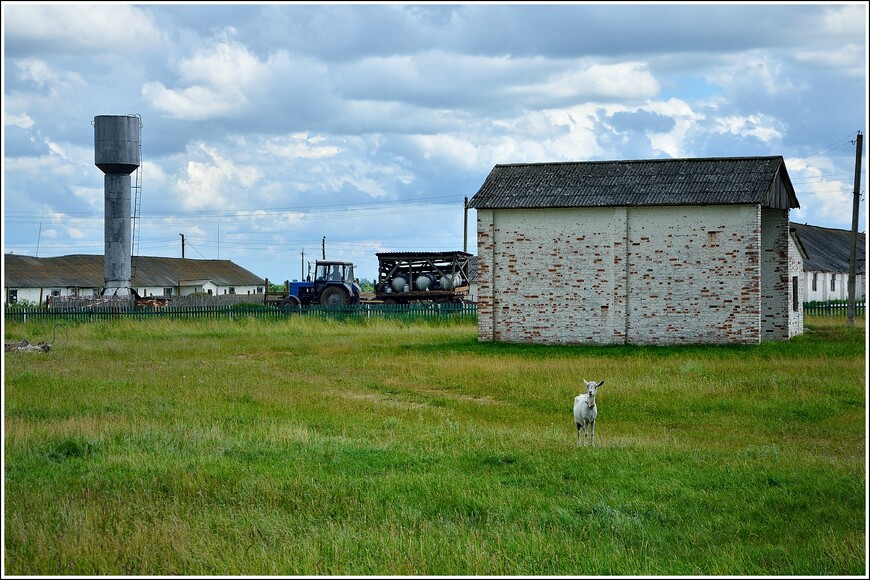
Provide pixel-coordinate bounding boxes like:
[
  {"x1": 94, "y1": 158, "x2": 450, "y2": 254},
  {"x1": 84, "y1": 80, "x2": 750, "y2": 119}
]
[{"x1": 467, "y1": 156, "x2": 804, "y2": 345}]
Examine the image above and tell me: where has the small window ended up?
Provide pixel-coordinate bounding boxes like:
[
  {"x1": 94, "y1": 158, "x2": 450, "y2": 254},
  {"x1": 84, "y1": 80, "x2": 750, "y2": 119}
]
[
  {"x1": 229, "y1": 287, "x2": 236, "y2": 294},
  {"x1": 51, "y1": 289, "x2": 61, "y2": 297},
  {"x1": 812, "y1": 273, "x2": 817, "y2": 292},
  {"x1": 831, "y1": 275, "x2": 836, "y2": 292},
  {"x1": 9, "y1": 290, "x2": 18, "y2": 304},
  {"x1": 163, "y1": 287, "x2": 173, "y2": 297},
  {"x1": 792, "y1": 276, "x2": 799, "y2": 311}
]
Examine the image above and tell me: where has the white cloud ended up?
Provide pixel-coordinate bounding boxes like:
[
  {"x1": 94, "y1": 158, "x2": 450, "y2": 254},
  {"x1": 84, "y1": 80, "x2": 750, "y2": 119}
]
[
  {"x1": 513, "y1": 62, "x2": 660, "y2": 102},
  {"x1": 639, "y1": 99, "x2": 705, "y2": 158},
  {"x1": 143, "y1": 40, "x2": 290, "y2": 120},
  {"x1": 174, "y1": 142, "x2": 262, "y2": 210},
  {"x1": 5, "y1": 4, "x2": 164, "y2": 53},
  {"x1": 70, "y1": 186, "x2": 104, "y2": 212},
  {"x1": 3, "y1": 112, "x2": 34, "y2": 129},
  {"x1": 819, "y1": 5, "x2": 867, "y2": 36},
  {"x1": 142, "y1": 81, "x2": 246, "y2": 120},
  {"x1": 713, "y1": 114, "x2": 784, "y2": 143},
  {"x1": 14, "y1": 59, "x2": 85, "y2": 96},
  {"x1": 174, "y1": 41, "x2": 277, "y2": 88},
  {"x1": 262, "y1": 133, "x2": 342, "y2": 160},
  {"x1": 705, "y1": 53, "x2": 801, "y2": 97},
  {"x1": 793, "y1": 43, "x2": 865, "y2": 78}
]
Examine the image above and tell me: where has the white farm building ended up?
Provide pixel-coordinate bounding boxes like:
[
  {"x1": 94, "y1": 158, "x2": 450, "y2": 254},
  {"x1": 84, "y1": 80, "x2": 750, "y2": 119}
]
[
  {"x1": 790, "y1": 223, "x2": 865, "y2": 303},
  {"x1": 4, "y1": 254, "x2": 264, "y2": 306},
  {"x1": 467, "y1": 156, "x2": 804, "y2": 346}
]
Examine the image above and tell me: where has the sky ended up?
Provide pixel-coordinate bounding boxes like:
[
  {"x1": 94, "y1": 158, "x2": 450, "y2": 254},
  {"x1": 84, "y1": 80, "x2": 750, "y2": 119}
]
[{"x1": 2, "y1": 1, "x2": 868, "y2": 284}]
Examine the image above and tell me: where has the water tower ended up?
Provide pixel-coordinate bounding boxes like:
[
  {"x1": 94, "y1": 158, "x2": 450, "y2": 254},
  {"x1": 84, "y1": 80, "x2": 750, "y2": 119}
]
[{"x1": 94, "y1": 115, "x2": 140, "y2": 299}]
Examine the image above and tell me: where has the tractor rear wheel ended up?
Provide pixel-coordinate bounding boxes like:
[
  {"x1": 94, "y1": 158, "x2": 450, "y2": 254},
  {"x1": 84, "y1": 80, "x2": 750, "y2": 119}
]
[{"x1": 319, "y1": 286, "x2": 348, "y2": 307}]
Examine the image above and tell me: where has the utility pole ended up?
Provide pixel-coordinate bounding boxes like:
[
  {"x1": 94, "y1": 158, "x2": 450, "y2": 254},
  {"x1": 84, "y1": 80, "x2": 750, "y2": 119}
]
[
  {"x1": 848, "y1": 131, "x2": 863, "y2": 326},
  {"x1": 322, "y1": 236, "x2": 326, "y2": 259},
  {"x1": 179, "y1": 233, "x2": 185, "y2": 259},
  {"x1": 463, "y1": 196, "x2": 468, "y2": 253},
  {"x1": 301, "y1": 250, "x2": 305, "y2": 281}
]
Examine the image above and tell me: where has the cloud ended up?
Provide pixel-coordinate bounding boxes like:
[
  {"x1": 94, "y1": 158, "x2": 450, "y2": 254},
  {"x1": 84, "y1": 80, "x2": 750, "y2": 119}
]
[
  {"x1": 4, "y1": 126, "x2": 51, "y2": 157},
  {"x1": 12, "y1": 59, "x2": 86, "y2": 97},
  {"x1": 712, "y1": 114, "x2": 785, "y2": 143},
  {"x1": 261, "y1": 133, "x2": 342, "y2": 160},
  {"x1": 142, "y1": 81, "x2": 247, "y2": 121},
  {"x1": 511, "y1": 62, "x2": 660, "y2": 104},
  {"x1": 142, "y1": 40, "x2": 282, "y2": 120},
  {"x1": 793, "y1": 43, "x2": 865, "y2": 77},
  {"x1": 173, "y1": 142, "x2": 262, "y2": 210},
  {"x1": 4, "y1": 4, "x2": 164, "y2": 55}
]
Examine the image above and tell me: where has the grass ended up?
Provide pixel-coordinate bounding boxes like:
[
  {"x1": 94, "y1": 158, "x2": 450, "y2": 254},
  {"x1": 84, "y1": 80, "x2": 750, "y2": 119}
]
[{"x1": 3, "y1": 315, "x2": 866, "y2": 575}]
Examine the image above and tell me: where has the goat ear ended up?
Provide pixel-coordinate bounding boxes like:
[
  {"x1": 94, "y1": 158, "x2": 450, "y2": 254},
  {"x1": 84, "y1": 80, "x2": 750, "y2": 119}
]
[
  {"x1": 597, "y1": 380, "x2": 604, "y2": 387},
  {"x1": 583, "y1": 378, "x2": 589, "y2": 386}
]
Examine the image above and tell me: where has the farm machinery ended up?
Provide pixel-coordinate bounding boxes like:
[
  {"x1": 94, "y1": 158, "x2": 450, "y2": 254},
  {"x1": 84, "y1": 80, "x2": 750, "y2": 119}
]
[
  {"x1": 373, "y1": 251, "x2": 472, "y2": 304},
  {"x1": 264, "y1": 260, "x2": 361, "y2": 308}
]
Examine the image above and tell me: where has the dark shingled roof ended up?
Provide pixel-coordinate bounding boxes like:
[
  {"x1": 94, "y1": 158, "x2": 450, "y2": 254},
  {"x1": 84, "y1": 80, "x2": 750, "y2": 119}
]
[
  {"x1": 790, "y1": 224, "x2": 865, "y2": 274},
  {"x1": 4, "y1": 254, "x2": 264, "y2": 288},
  {"x1": 467, "y1": 156, "x2": 799, "y2": 210}
]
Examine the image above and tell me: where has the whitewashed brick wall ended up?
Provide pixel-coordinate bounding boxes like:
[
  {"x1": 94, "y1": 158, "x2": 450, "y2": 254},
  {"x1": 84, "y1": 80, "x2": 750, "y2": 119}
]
[{"x1": 477, "y1": 204, "x2": 799, "y2": 345}]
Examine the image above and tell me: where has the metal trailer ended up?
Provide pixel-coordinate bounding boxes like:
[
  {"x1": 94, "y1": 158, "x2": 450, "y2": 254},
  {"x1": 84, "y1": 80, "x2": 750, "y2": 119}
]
[{"x1": 374, "y1": 251, "x2": 472, "y2": 304}]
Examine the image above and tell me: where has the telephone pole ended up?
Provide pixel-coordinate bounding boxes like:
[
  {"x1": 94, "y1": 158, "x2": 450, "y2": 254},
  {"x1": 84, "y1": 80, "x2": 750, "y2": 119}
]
[
  {"x1": 847, "y1": 131, "x2": 863, "y2": 326},
  {"x1": 322, "y1": 236, "x2": 326, "y2": 259},
  {"x1": 179, "y1": 233, "x2": 185, "y2": 259},
  {"x1": 463, "y1": 196, "x2": 468, "y2": 253}
]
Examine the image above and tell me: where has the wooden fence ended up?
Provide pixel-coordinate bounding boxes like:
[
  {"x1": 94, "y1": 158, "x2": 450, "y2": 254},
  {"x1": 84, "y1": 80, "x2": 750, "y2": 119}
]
[
  {"x1": 6, "y1": 301, "x2": 862, "y2": 325},
  {"x1": 4, "y1": 302, "x2": 478, "y2": 324},
  {"x1": 802, "y1": 301, "x2": 865, "y2": 317}
]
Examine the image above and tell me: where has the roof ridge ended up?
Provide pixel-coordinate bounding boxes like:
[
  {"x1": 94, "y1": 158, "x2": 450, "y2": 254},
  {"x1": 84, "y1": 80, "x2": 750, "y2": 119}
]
[{"x1": 494, "y1": 155, "x2": 784, "y2": 168}]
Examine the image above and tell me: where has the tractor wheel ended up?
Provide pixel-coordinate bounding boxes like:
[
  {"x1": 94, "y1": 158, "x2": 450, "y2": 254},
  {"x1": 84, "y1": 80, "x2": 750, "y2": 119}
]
[
  {"x1": 319, "y1": 286, "x2": 349, "y2": 307},
  {"x1": 280, "y1": 295, "x2": 301, "y2": 310}
]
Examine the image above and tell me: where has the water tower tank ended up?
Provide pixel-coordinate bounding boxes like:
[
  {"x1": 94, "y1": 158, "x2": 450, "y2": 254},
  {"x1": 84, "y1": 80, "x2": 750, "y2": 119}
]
[{"x1": 94, "y1": 115, "x2": 140, "y2": 299}]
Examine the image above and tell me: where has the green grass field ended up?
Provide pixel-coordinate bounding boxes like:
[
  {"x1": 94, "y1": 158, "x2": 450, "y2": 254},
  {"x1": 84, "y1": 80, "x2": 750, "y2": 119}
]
[{"x1": 3, "y1": 315, "x2": 866, "y2": 575}]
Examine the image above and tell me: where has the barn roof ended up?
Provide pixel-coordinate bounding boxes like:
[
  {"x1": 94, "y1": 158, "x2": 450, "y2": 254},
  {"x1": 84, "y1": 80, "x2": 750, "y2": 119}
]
[
  {"x1": 467, "y1": 156, "x2": 799, "y2": 210},
  {"x1": 3, "y1": 254, "x2": 264, "y2": 288},
  {"x1": 790, "y1": 223, "x2": 865, "y2": 274}
]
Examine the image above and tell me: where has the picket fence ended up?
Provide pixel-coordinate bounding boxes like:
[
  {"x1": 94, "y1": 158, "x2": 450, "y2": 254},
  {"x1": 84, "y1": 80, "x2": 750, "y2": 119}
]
[
  {"x1": 803, "y1": 301, "x2": 865, "y2": 317},
  {"x1": 4, "y1": 302, "x2": 478, "y2": 324},
  {"x1": 5, "y1": 301, "x2": 861, "y2": 325}
]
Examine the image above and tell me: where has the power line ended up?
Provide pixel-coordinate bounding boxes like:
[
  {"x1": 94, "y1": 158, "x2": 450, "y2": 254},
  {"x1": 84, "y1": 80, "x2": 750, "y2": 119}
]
[{"x1": 793, "y1": 132, "x2": 859, "y2": 166}]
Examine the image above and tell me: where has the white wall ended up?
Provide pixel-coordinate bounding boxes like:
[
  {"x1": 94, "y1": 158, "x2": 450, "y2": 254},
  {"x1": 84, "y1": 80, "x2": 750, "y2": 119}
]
[
  {"x1": 476, "y1": 204, "x2": 797, "y2": 345},
  {"x1": 6, "y1": 286, "x2": 100, "y2": 305},
  {"x1": 803, "y1": 271, "x2": 865, "y2": 302}
]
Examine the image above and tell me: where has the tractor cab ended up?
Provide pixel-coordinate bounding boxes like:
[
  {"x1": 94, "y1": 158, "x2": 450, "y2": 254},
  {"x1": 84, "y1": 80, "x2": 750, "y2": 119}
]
[{"x1": 312, "y1": 260, "x2": 361, "y2": 306}]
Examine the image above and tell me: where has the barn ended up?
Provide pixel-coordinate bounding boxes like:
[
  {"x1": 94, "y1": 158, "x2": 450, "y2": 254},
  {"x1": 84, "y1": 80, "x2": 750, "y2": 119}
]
[
  {"x1": 4, "y1": 254, "x2": 264, "y2": 306},
  {"x1": 467, "y1": 156, "x2": 804, "y2": 345},
  {"x1": 790, "y1": 223, "x2": 866, "y2": 302}
]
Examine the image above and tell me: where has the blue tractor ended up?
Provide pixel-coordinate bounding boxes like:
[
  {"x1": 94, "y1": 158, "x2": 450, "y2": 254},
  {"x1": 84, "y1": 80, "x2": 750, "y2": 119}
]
[{"x1": 265, "y1": 260, "x2": 361, "y2": 308}]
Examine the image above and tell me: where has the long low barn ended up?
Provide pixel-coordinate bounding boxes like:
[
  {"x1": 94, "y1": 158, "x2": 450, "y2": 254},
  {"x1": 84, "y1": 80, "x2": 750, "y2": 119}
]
[
  {"x1": 4, "y1": 254, "x2": 264, "y2": 305},
  {"x1": 467, "y1": 156, "x2": 804, "y2": 346}
]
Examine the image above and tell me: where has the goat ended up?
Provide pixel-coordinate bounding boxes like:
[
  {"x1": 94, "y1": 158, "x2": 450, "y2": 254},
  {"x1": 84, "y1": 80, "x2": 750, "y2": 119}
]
[{"x1": 574, "y1": 379, "x2": 604, "y2": 447}]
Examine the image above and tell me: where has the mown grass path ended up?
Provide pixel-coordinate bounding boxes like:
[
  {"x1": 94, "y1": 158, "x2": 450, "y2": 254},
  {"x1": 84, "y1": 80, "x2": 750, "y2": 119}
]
[{"x1": 3, "y1": 317, "x2": 866, "y2": 575}]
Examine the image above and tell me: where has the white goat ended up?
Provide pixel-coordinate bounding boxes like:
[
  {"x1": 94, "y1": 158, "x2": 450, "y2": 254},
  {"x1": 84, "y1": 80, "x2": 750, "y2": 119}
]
[{"x1": 574, "y1": 379, "x2": 604, "y2": 447}]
